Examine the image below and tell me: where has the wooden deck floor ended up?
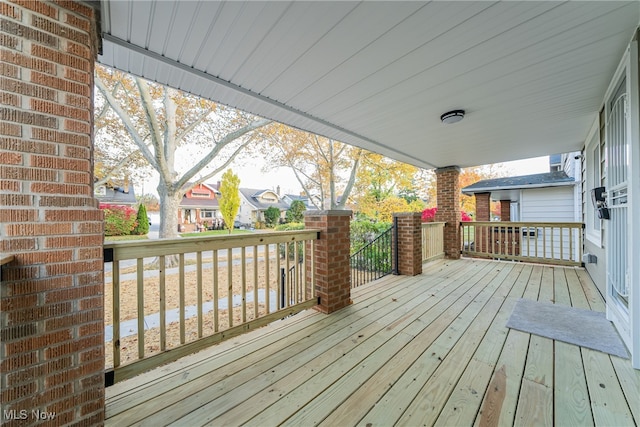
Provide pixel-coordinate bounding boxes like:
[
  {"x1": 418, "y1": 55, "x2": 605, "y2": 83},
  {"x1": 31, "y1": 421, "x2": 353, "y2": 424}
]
[{"x1": 105, "y1": 258, "x2": 639, "y2": 426}]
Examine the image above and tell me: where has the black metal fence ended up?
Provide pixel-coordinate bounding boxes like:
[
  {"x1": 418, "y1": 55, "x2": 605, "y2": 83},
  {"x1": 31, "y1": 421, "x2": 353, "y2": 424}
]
[{"x1": 350, "y1": 226, "x2": 394, "y2": 288}]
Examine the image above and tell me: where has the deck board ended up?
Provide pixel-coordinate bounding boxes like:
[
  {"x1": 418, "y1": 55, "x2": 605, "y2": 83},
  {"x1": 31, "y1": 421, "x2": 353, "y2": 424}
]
[{"x1": 105, "y1": 259, "x2": 638, "y2": 427}]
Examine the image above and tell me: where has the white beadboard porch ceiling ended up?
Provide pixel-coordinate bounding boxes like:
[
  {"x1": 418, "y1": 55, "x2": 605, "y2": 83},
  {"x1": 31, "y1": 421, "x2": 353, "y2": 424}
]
[{"x1": 97, "y1": 1, "x2": 639, "y2": 170}]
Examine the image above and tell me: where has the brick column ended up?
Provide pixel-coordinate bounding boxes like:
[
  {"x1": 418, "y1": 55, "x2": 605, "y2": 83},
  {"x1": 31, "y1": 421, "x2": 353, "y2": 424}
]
[
  {"x1": 304, "y1": 211, "x2": 351, "y2": 314},
  {"x1": 392, "y1": 212, "x2": 422, "y2": 276},
  {"x1": 0, "y1": 2, "x2": 103, "y2": 425},
  {"x1": 435, "y1": 166, "x2": 461, "y2": 259},
  {"x1": 500, "y1": 200, "x2": 511, "y2": 221},
  {"x1": 474, "y1": 192, "x2": 491, "y2": 221}
]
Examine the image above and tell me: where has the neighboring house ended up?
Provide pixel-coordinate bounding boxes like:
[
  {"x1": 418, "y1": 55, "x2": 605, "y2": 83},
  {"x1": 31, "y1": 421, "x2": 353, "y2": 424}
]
[
  {"x1": 282, "y1": 193, "x2": 313, "y2": 209},
  {"x1": 237, "y1": 188, "x2": 290, "y2": 226},
  {"x1": 178, "y1": 183, "x2": 222, "y2": 231},
  {"x1": 94, "y1": 181, "x2": 137, "y2": 206},
  {"x1": 462, "y1": 154, "x2": 581, "y2": 222},
  {"x1": 462, "y1": 154, "x2": 581, "y2": 263}
]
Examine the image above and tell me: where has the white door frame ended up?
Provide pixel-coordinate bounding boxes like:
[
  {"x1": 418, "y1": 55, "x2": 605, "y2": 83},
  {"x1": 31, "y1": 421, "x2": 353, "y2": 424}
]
[{"x1": 603, "y1": 38, "x2": 639, "y2": 369}]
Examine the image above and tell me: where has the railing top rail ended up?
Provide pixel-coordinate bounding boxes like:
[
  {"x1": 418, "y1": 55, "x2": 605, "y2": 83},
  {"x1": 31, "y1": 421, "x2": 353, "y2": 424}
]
[
  {"x1": 104, "y1": 229, "x2": 320, "y2": 261},
  {"x1": 0, "y1": 254, "x2": 15, "y2": 267},
  {"x1": 461, "y1": 221, "x2": 583, "y2": 227}
]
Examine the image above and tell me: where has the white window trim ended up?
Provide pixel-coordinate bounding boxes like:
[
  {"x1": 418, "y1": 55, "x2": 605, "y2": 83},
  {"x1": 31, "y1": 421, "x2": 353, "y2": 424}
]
[{"x1": 585, "y1": 121, "x2": 602, "y2": 246}]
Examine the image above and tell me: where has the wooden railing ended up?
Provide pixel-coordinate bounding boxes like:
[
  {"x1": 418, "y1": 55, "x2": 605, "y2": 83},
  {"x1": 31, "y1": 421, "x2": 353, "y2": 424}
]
[
  {"x1": 103, "y1": 230, "x2": 319, "y2": 384},
  {"x1": 460, "y1": 221, "x2": 583, "y2": 266},
  {"x1": 421, "y1": 222, "x2": 445, "y2": 262}
]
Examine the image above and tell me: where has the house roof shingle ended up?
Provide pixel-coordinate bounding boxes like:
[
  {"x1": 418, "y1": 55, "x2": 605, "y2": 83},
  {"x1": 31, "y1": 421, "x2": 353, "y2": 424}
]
[
  {"x1": 239, "y1": 188, "x2": 289, "y2": 211},
  {"x1": 462, "y1": 171, "x2": 575, "y2": 195}
]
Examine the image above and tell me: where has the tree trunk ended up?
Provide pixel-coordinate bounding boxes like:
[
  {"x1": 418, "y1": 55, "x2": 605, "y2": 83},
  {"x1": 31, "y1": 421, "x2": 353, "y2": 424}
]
[
  {"x1": 158, "y1": 184, "x2": 181, "y2": 239},
  {"x1": 154, "y1": 183, "x2": 181, "y2": 267}
]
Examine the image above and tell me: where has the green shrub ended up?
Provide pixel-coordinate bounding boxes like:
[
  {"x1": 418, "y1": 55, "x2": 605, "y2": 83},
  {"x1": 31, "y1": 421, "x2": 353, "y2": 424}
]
[
  {"x1": 285, "y1": 200, "x2": 306, "y2": 223},
  {"x1": 100, "y1": 203, "x2": 137, "y2": 236},
  {"x1": 350, "y1": 219, "x2": 393, "y2": 272},
  {"x1": 274, "y1": 222, "x2": 305, "y2": 231},
  {"x1": 350, "y1": 219, "x2": 392, "y2": 254},
  {"x1": 264, "y1": 206, "x2": 281, "y2": 227},
  {"x1": 132, "y1": 204, "x2": 150, "y2": 235}
]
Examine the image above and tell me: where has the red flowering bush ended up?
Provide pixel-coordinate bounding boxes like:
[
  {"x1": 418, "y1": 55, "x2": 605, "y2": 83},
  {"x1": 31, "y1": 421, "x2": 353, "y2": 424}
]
[
  {"x1": 100, "y1": 203, "x2": 138, "y2": 236},
  {"x1": 421, "y1": 207, "x2": 472, "y2": 222},
  {"x1": 421, "y1": 207, "x2": 438, "y2": 222}
]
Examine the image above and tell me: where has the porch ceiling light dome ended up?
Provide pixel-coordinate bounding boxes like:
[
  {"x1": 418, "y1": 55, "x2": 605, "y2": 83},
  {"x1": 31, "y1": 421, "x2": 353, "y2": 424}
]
[{"x1": 440, "y1": 109, "x2": 465, "y2": 124}]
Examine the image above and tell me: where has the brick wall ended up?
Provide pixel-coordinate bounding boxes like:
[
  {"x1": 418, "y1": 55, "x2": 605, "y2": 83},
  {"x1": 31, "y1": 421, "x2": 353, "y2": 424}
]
[
  {"x1": 0, "y1": 1, "x2": 103, "y2": 425},
  {"x1": 304, "y1": 211, "x2": 351, "y2": 314},
  {"x1": 392, "y1": 212, "x2": 422, "y2": 276},
  {"x1": 435, "y1": 166, "x2": 461, "y2": 259},
  {"x1": 500, "y1": 200, "x2": 511, "y2": 221},
  {"x1": 474, "y1": 192, "x2": 490, "y2": 221}
]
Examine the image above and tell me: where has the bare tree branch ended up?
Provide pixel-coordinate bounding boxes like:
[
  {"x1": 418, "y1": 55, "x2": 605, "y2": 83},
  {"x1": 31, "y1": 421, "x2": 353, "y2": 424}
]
[{"x1": 95, "y1": 74, "x2": 159, "y2": 171}]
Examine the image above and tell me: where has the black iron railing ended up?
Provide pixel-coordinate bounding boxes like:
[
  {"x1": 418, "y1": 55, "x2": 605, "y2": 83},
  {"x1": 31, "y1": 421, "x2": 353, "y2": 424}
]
[{"x1": 350, "y1": 226, "x2": 394, "y2": 288}]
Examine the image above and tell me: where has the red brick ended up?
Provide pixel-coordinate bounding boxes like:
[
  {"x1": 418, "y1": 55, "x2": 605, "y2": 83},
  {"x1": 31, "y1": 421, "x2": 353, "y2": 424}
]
[
  {"x1": 30, "y1": 182, "x2": 90, "y2": 195},
  {"x1": 39, "y1": 195, "x2": 95, "y2": 207},
  {"x1": 1, "y1": 75, "x2": 58, "y2": 100},
  {"x1": 31, "y1": 128, "x2": 90, "y2": 146},
  {"x1": 0, "y1": 151, "x2": 22, "y2": 164},
  {"x1": 64, "y1": 92, "x2": 89, "y2": 109},
  {"x1": 0, "y1": 18, "x2": 58, "y2": 47},
  {"x1": 30, "y1": 154, "x2": 89, "y2": 171},
  {"x1": 63, "y1": 117, "x2": 90, "y2": 133},
  {"x1": 31, "y1": 14, "x2": 89, "y2": 45},
  {"x1": 54, "y1": 1, "x2": 94, "y2": 19},
  {"x1": 31, "y1": 43, "x2": 90, "y2": 72},
  {"x1": 0, "y1": 107, "x2": 58, "y2": 128},
  {"x1": 0, "y1": 2, "x2": 21, "y2": 19},
  {"x1": 0, "y1": 90, "x2": 20, "y2": 106},
  {"x1": 44, "y1": 209, "x2": 101, "y2": 221},
  {"x1": 0, "y1": 122, "x2": 21, "y2": 136},
  {"x1": 0, "y1": 32, "x2": 20, "y2": 49},
  {"x1": 30, "y1": 98, "x2": 90, "y2": 121},
  {"x1": 1, "y1": 49, "x2": 57, "y2": 76},
  {"x1": 0, "y1": 136, "x2": 57, "y2": 154},
  {"x1": 45, "y1": 259, "x2": 102, "y2": 276},
  {"x1": 0, "y1": 237, "x2": 36, "y2": 252},
  {"x1": 66, "y1": 39, "x2": 90, "y2": 59},
  {"x1": 0, "y1": 208, "x2": 37, "y2": 222},
  {"x1": 0, "y1": 222, "x2": 73, "y2": 236},
  {"x1": 0, "y1": 61, "x2": 19, "y2": 78},
  {"x1": 11, "y1": 0, "x2": 58, "y2": 19}
]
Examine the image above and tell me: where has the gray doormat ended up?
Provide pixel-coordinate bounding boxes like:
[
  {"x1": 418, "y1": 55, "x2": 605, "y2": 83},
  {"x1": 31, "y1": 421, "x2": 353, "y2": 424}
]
[{"x1": 506, "y1": 298, "x2": 629, "y2": 359}]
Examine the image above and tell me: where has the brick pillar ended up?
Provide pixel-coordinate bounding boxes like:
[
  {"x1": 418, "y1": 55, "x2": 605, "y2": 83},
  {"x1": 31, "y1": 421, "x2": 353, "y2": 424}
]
[
  {"x1": 435, "y1": 166, "x2": 461, "y2": 259},
  {"x1": 0, "y1": 2, "x2": 104, "y2": 425},
  {"x1": 500, "y1": 200, "x2": 511, "y2": 221},
  {"x1": 475, "y1": 192, "x2": 491, "y2": 221},
  {"x1": 304, "y1": 211, "x2": 351, "y2": 314},
  {"x1": 392, "y1": 212, "x2": 422, "y2": 276}
]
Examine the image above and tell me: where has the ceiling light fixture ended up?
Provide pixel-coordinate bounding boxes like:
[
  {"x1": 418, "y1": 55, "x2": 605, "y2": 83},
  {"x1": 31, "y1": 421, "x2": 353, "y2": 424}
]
[{"x1": 440, "y1": 109, "x2": 465, "y2": 124}]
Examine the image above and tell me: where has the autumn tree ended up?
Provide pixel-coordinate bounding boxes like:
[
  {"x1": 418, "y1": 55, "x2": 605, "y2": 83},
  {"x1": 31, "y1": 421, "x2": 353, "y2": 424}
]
[
  {"x1": 263, "y1": 125, "x2": 362, "y2": 210},
  {"x1": 353, "y1": 153, "x2": 424, "y2": 221},
  {"x1": 94, "y1": 71, "x2": 149, "y2": 187},
  {"x1": 424, "y1": 164, "x2": 506, "y2": 216},
  {"x1": 94, "y1": 65, "x2": 271, "y2": 242},
  {"x1": 218, "y1": 169, "x2": 241, "y2": 234}
]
